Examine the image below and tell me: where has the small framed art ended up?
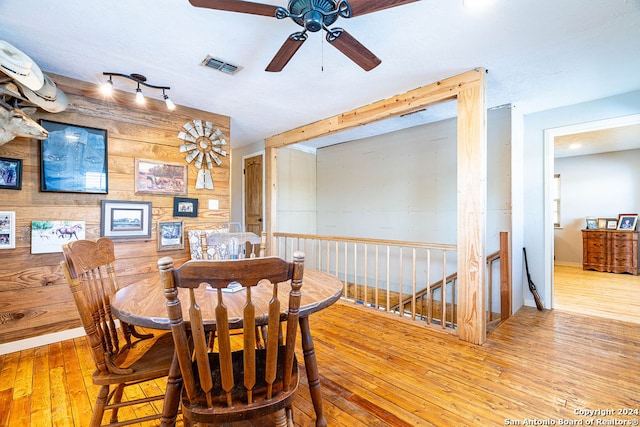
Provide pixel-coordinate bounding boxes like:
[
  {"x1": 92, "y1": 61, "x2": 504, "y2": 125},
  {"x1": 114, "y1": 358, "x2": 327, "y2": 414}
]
[
  {"x1": 0, "y1": 157, "x2": 22, "y2": 190},
  {"x1": 40, "y1": 120, "x2": 108, "y2": 194},
  {"x1": 101, "y1": 200, "x2": 152, "y2": 239},
  {"x1": 585, "y1": 217, "x2": 598, "y2": 230},
  {"x1": 606, "y1": 219, "x2": 618, "y2": 230},
  {"x1": 158, "y1": 221, "x2": 184, "y2": 251},
  {"x1": 135, "y1": 159, "x2": 187, "y2": 196},
  {"x1": 597, "y1": 218, "x2": 607, "y2": 230},
  {"x1": 0, "y1": 211, "x2": 16, "y2": 249},
  {"x1": 617, "y1": 214, "x2": 638, "y2": 231},
  {"x1": 31, "y1": 220, "x2": 85, "y2": 254},
  {"x1": 173, "y1": 197, "x2": 199, "y2": 217}
]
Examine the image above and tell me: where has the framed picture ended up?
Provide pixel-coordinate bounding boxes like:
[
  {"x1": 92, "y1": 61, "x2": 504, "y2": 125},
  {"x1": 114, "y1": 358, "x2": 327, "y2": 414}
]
[
  {"x1": 158, "y1": 221, "x2": 184, "y2": 251},
  {"x1": 597, "y1": 218, "x2": 607, "y2": 229},
  {"x1": 31, "y1": 220, "x2": 85, "y2": 254},
  {"x1": 585, "y1": 217, "x2": 598, "y2": 230},
  {"x1": 39, "y1": 120, "x2": 108, "y2": 194},
  {"x1": 135, "y1": 159, "x2": 187, "y2": 196},
  {"x1": 0, "y1": 211, "x2": 16, "y2": 249},
  {"x1": 173, "y1": 197, "x2": 199, "y2": 217},
  {"x1": 617, "y1": 214, "x2": 638, "y2": 231},
  {"x1": 606, "y1": 219, "x2": 618, "y2": 230},
  {"x1": 0, "y1": 157, "x2": 22, "y2": 190},
  {"x1": 101, "y1": 200, "x2": 152, "y2": 239}
]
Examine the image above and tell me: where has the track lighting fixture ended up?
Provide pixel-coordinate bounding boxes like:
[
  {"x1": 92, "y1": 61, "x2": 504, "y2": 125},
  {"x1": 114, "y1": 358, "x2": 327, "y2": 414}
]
[{"x1": 101, "y1": 72, "x2": 174, "y2": 110}]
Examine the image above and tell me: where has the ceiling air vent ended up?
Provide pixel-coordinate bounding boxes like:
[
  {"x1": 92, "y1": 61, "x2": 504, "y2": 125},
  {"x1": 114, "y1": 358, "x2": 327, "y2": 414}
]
[{"x1": 201, "y1": 55, "x2": 241, "y2": 75}]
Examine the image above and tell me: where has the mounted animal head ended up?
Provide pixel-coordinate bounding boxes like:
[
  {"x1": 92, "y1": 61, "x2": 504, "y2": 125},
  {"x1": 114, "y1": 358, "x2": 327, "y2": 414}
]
[{"x1": 0, "y1": 98, "x2": 49, "y2": 146}]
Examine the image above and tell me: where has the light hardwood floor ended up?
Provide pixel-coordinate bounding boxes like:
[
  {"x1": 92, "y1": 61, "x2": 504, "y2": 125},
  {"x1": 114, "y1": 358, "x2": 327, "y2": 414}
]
[
  {"x1": 1, "y1": 298, "x2": 639, "y2": 426},
  {"x1": 554, "y1": 264, "x2": 640, "y2": 323}
]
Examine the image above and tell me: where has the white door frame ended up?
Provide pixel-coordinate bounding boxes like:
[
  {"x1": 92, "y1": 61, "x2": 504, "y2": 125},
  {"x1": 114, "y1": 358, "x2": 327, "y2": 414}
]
[{"x1": 543, "y1": 113, "x2": 640, "y2": 308}]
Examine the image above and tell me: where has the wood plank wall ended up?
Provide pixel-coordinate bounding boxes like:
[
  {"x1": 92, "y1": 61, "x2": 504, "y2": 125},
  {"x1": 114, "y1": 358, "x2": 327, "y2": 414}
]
[{"x1": 0, "y1": 74, "x2": 231, "y2": 344}]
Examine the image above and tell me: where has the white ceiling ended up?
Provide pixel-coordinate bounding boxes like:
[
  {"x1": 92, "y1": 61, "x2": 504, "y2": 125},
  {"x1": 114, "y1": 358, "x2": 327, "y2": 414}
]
[{"x1": 1, "y1": 0, "x2": 639, "y2": 150}]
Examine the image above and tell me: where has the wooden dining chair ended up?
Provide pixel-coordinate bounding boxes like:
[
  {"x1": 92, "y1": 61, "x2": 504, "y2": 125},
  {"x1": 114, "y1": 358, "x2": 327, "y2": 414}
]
[
  {"x1": 60, "y1": 237, "x2": 175, "y2": 427},
  {"x1": 157, "y1": 252, "x2": 305, "y2": 427}
]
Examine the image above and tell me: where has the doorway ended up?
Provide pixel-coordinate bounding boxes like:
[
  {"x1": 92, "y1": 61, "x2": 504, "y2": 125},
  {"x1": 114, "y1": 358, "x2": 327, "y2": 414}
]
[
  {"x1": 545, "y1": 113, "x2": 640, "y2": 313},
  {"x1": 243, "y1": 152, "x2": 264, "y2": 235}
]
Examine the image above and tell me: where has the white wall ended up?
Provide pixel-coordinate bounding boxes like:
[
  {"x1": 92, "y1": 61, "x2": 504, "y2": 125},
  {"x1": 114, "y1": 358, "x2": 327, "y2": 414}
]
[
  {"x1": 276, "y1": 147, "x2": 317, "y2": 233},
  {"x1": 523, "y1": 89, "x2": 640, "y2": 308},
  {"x1": 316, "y1": 106, "x2": 512, "y2": 251},
  {"x1": 554, "y1": 149, "x2": 640, "y2": 265}
]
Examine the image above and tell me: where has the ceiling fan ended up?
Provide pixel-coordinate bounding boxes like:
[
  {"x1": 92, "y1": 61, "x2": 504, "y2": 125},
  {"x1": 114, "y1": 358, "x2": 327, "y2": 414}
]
[{"x1": 188, "y1": 0, "x2": 419, "y2": 72}]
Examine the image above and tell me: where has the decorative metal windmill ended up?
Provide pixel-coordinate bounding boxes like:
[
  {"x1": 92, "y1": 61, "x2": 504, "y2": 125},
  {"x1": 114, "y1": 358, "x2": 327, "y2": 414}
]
[{"x1": 178, "y1": 119, "x2": 227, "y2": 189}]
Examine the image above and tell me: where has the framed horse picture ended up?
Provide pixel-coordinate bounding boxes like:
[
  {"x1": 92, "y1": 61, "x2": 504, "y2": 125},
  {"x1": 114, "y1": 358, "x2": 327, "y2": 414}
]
[{"x1": 31, "y1": 220, "x2": 86, "y2": 254}]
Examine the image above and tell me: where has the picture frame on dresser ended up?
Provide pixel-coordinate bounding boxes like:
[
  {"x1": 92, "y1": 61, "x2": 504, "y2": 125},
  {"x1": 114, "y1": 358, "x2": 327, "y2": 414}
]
[
  {"x1": 597, "y1": 218, "x2": 607, "y2": 229},
  {"x1": 606, "y1": 219, "x2": 618, "y2": 230},
  {"x1": 617, "y1": 214, "x2": 638, "y2": 231},
  {"x1": 585, "y1": 217, "x2": 598, "y2": 230}
]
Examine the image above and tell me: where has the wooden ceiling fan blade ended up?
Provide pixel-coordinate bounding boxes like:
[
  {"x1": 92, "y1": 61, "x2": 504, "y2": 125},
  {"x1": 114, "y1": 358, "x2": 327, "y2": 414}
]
[
  {"x1": 188, "y1": 0, "x2": 280, "y2": 17},
  {"x1": 326, "y1": 29, "x2": 381, "y2": 71},
  {"x1": 265, "y1": 33, "x2": 307, "y2": 72},
  {"x1": 346, "y1": 0, "x2": 419, "y2": 16}
]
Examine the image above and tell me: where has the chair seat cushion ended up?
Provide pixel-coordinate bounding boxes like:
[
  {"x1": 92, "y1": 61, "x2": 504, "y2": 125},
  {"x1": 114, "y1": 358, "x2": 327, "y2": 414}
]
[{"x1": 183, "y1": 347, "x2": 299, "y2": 423}]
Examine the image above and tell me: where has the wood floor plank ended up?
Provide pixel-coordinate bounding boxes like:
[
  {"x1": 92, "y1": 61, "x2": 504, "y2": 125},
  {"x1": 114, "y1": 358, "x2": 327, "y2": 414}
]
[
  {"x1": 30, "y1": 345, "x2": 52, "y2": 427},
  {"x1": 60, "y1": 339, "x2": 92, "y2": 427},
  {"x1": 0, "y1": 388, "x2": 12, "y2": 426},
  {"x1": 13, "y1": 348, "x2": 34, "y2": 400},
  {"x1": 0, "y1": 351, "x2": 19, "y2": 392}
]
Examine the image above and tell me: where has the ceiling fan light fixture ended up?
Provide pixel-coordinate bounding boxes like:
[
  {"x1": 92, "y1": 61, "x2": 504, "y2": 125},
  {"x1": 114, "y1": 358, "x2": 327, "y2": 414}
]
[{"x1": 304, "y1": 10, "x2": 324, "y2": 32}]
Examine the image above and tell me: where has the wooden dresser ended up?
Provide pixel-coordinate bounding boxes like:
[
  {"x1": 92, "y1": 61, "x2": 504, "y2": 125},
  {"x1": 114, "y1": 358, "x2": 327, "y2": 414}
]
[{"x1": 582, "y1": 229, "x2": 639, "y2": 275}]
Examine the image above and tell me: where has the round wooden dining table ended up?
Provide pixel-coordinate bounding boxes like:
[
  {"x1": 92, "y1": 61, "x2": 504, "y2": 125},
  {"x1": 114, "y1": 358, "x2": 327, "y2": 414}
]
[{"x1": 111, "y1": 268, "x2": 343, "y2": 427}]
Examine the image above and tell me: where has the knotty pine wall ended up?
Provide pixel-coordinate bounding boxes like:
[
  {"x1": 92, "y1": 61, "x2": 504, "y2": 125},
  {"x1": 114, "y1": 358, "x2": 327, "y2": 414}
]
[{"x1": 0, "y1": 74, "x2": 230, "y2": 345}]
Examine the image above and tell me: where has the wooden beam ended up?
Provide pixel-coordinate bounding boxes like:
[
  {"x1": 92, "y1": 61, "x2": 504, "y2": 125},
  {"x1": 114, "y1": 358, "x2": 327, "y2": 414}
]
[
  {"x1": 265, "y1": 69, "x2": 483, "y2": 148},
  {"x1": 264, "y1": 68, "x2": 488, "y2": 344},
  {"x1": 456, "y1": 70, "x2": 487, "y2": 345}
]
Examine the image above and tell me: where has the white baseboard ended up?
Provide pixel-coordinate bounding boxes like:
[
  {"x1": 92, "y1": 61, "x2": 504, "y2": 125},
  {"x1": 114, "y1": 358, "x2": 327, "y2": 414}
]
[{"x1": 0, "y1": 327, "x2": 86, "y2": 355}]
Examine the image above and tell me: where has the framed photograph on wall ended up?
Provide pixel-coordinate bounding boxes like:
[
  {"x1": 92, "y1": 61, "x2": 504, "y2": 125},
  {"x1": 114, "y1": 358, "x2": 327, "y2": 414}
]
[
  {"x1": 40, "y1": 120, "x2": 108, "y2": 194},
  {"x1": 158, "y1": 221, "x2": 184, "y2": 251},
  {"x1": 101, "y1": 200, "x2": 152, "y2": 239},
  {"x1": 31, "y1": 220, "x2": 86, "y2": 254},
  {"x1": 0, "y1": 157, "x2": 22, "y2": 190},
  {"x1": 0, "y1": 211, "x2": 16, "y2": 249},
  {"x1": 135, "y1": 159, "x2": 187, "y2": 196},
  {"x1": 616, "y1": 214, "x2": 638, "y2": 231},
  {"x1": 173, "y1": 197, "x2": 199, "y2": 217}
]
